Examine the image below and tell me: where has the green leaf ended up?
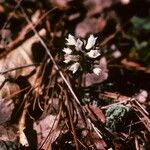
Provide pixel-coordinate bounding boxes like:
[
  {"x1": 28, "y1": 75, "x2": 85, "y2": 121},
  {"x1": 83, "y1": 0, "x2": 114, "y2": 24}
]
[{"x1": 130, "y1": 16, "x2": 150, "y2": 31}]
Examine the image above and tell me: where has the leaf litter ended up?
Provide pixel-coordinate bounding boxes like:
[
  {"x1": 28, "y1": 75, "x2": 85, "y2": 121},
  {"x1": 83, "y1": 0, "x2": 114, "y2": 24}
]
[{"x1": 0, "y1": 0, "x2": 149, "y2": 150}]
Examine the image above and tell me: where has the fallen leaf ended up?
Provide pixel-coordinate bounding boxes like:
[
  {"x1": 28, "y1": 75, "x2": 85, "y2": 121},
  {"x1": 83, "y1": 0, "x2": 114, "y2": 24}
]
[
  {"x1": 85, "y1": 104, "x2": 106, "y2": 123},
  {"x1": 75, "y1": 17, "x2": 106, "y2": 38},
  {"x1": 83, "y1": 0, "x2": 112, "y2": 17},
  {"x1": 83, "y1": 57, "x2": 108, "y2": 87}
]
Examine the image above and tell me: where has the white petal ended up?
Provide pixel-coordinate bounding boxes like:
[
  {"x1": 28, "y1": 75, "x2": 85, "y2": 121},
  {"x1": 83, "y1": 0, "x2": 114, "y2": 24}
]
[
  {"x1": 64, "y1": 54, "x2": 79, "y2": 64},
  {"x1": 75, "y1": 38, "x2": 83, "y2": 51},
  {"x1": 64, "y1": 54, "x2": 72, "y2": 64},
  {"x1": 63, "y1": 59, "x2": 70, "y2": 64},
  {"x1": 93, "y1": 68, "x2": 101, "y2": 76},
  {"x1": 87, "y1": 50, "x2": 100, "y2": 58},
  {"x1": 85, "y1": 35, "x2": 97, "y2": 49},
  {"x1": 66, "y1": 34, "x2": 76, "y2": 45},
  {"x1": 62, "y1": 48, "x2": 72, "y2": 54},
  {"x1": 69, "y1": 62, "x2": 80, "y2": 73}
]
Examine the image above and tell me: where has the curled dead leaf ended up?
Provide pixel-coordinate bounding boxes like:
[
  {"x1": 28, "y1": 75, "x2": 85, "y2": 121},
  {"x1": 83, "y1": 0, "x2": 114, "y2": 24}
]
[{"x1": 83, "y1": 57, "x2": 108, "y2": 87}]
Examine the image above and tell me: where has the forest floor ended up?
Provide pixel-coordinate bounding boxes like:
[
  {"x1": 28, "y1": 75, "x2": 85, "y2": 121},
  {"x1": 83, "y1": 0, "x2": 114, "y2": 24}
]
[{"x1": 0, "y1": 0, "x2": 150, "y2": 150}]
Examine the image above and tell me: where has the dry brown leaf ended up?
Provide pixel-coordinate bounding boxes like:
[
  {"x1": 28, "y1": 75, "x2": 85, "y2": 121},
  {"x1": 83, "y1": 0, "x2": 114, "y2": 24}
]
[
  {"x1": 0, "y1": 29, "x2": 46, "y2": 83},
  {"x1": 83, "y1": 57, "x2": 108, "y2": 87},
  {"x1": 0, "y1": 29, "x2": 46, "y2": 123},
  {"x1": 0, "y1": 125, "x2": 18, "y2": 142},
  {"x1": 135, "y1": 90, "x2": 148, "y2": 103},
  {"x1": 85, "y1": 104, "x2": 106, "y2": 123},
  {"x1": 84, "y1": 0, "x2": 113, "y2": 17},
  {"x1": 81, "y1": 129, "x2": 107, "y2": 150},
  {"x1": 34, "y1": 115, "x2": 60, "y2": 148},
  {"x1": 75, "y1": 17, "x2": 106, "y2": 38}
]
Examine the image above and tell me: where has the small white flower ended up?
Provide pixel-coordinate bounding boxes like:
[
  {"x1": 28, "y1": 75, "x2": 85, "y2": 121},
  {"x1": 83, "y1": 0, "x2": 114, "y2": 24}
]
[
  {"x1": 85, "y1": 35, "x2": 97, "y2": 49},
  {"x1": 69, "y1": 62, "x2": 80, "y2": 73},
  {"x1": 93, "y1": 68, "x2": 101, "y2": 76},
  {"x1": 64, "y1": 54, "x2": 79, "y2": 63},
  {"x1": 75, "y1": 38, "x2": 83, "y2": 51},
  {"x1": 62, "y1": 48, "x2": 72, "y2": 54},
  {"x1": 66, "y1": 34, "x2": 76, "y2": 45},
  {"x1": 63, "y1": 59, "x2": 71, "y2": 64},
  {"x1": 86, "y1": 50, "x2": 100, "y2": 58}
]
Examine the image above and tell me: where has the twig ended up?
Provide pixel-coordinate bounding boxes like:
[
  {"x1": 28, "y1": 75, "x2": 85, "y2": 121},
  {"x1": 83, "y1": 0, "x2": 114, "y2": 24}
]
[
  {"x1": 0, "y1": 63, "x2": 42, "y2": 75},
  {"x1": 6, "y1": 7, "x2": 57, "y2": 50},
  {"x1": 88, "y1": 118, "x2": 103, "y2": 139},
  {"x1": 57, "y1": 83, "x2": 79, "y2": 150},
  {"x1": 65, "y1": 90, "x2": 80, "y2": 150},
  {"x1": 39, "y1": 103, "x2": 62, "y2": 150},
  {"x1": 0, "y1": 7, "x2": 57, "y2": 59},
  {"x1": 2, "y1": 85, "x2": 30, "y2": 101},
  {"x1": 135, "y1": 137, "x2": 140, "y2": 150},
  {"x1": 134, "y1": 100, "x2": 149, "y2": 116},
  {"x1": 100, "y1": 31, "x2": 118, "y2": 47}
]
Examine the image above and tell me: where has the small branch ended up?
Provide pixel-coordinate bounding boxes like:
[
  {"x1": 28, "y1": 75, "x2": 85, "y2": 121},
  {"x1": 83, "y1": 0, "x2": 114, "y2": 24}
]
[
  {"x1": 0, "y1": 7, "x2": 57, "y2": 59},
  {"x1": 65, "y1": 90, "x2": 80, "y2": 150},
  {"x1": 39, "y1": 104, "x2": 62, "y2": 149},
  {"x1": 100, "y1": 31, "x2": 117, "y2": 48},
  {"x1": 0, "y1": 63, "x2": 42, "y2": 75},
  {"x1": 6, "y1": 7, "x2": 57, "y2": 51}
]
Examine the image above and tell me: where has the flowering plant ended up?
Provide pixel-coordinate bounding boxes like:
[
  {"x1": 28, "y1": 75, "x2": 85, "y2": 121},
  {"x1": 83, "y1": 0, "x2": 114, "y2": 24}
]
[{"x1": 62, "y1": 34, "x2": 101, "y2": 76}]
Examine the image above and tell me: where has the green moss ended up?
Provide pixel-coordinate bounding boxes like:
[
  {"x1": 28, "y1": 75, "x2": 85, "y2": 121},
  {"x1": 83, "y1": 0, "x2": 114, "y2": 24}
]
[{"x1": 105, "y1": 104, "x2": 131, "y2": 131}]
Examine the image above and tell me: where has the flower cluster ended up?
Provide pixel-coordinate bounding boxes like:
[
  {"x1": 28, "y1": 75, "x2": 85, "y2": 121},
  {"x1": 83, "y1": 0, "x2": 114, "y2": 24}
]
[{"x1": 62, "y1": 34, "x2": 101, "y2": 75}]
